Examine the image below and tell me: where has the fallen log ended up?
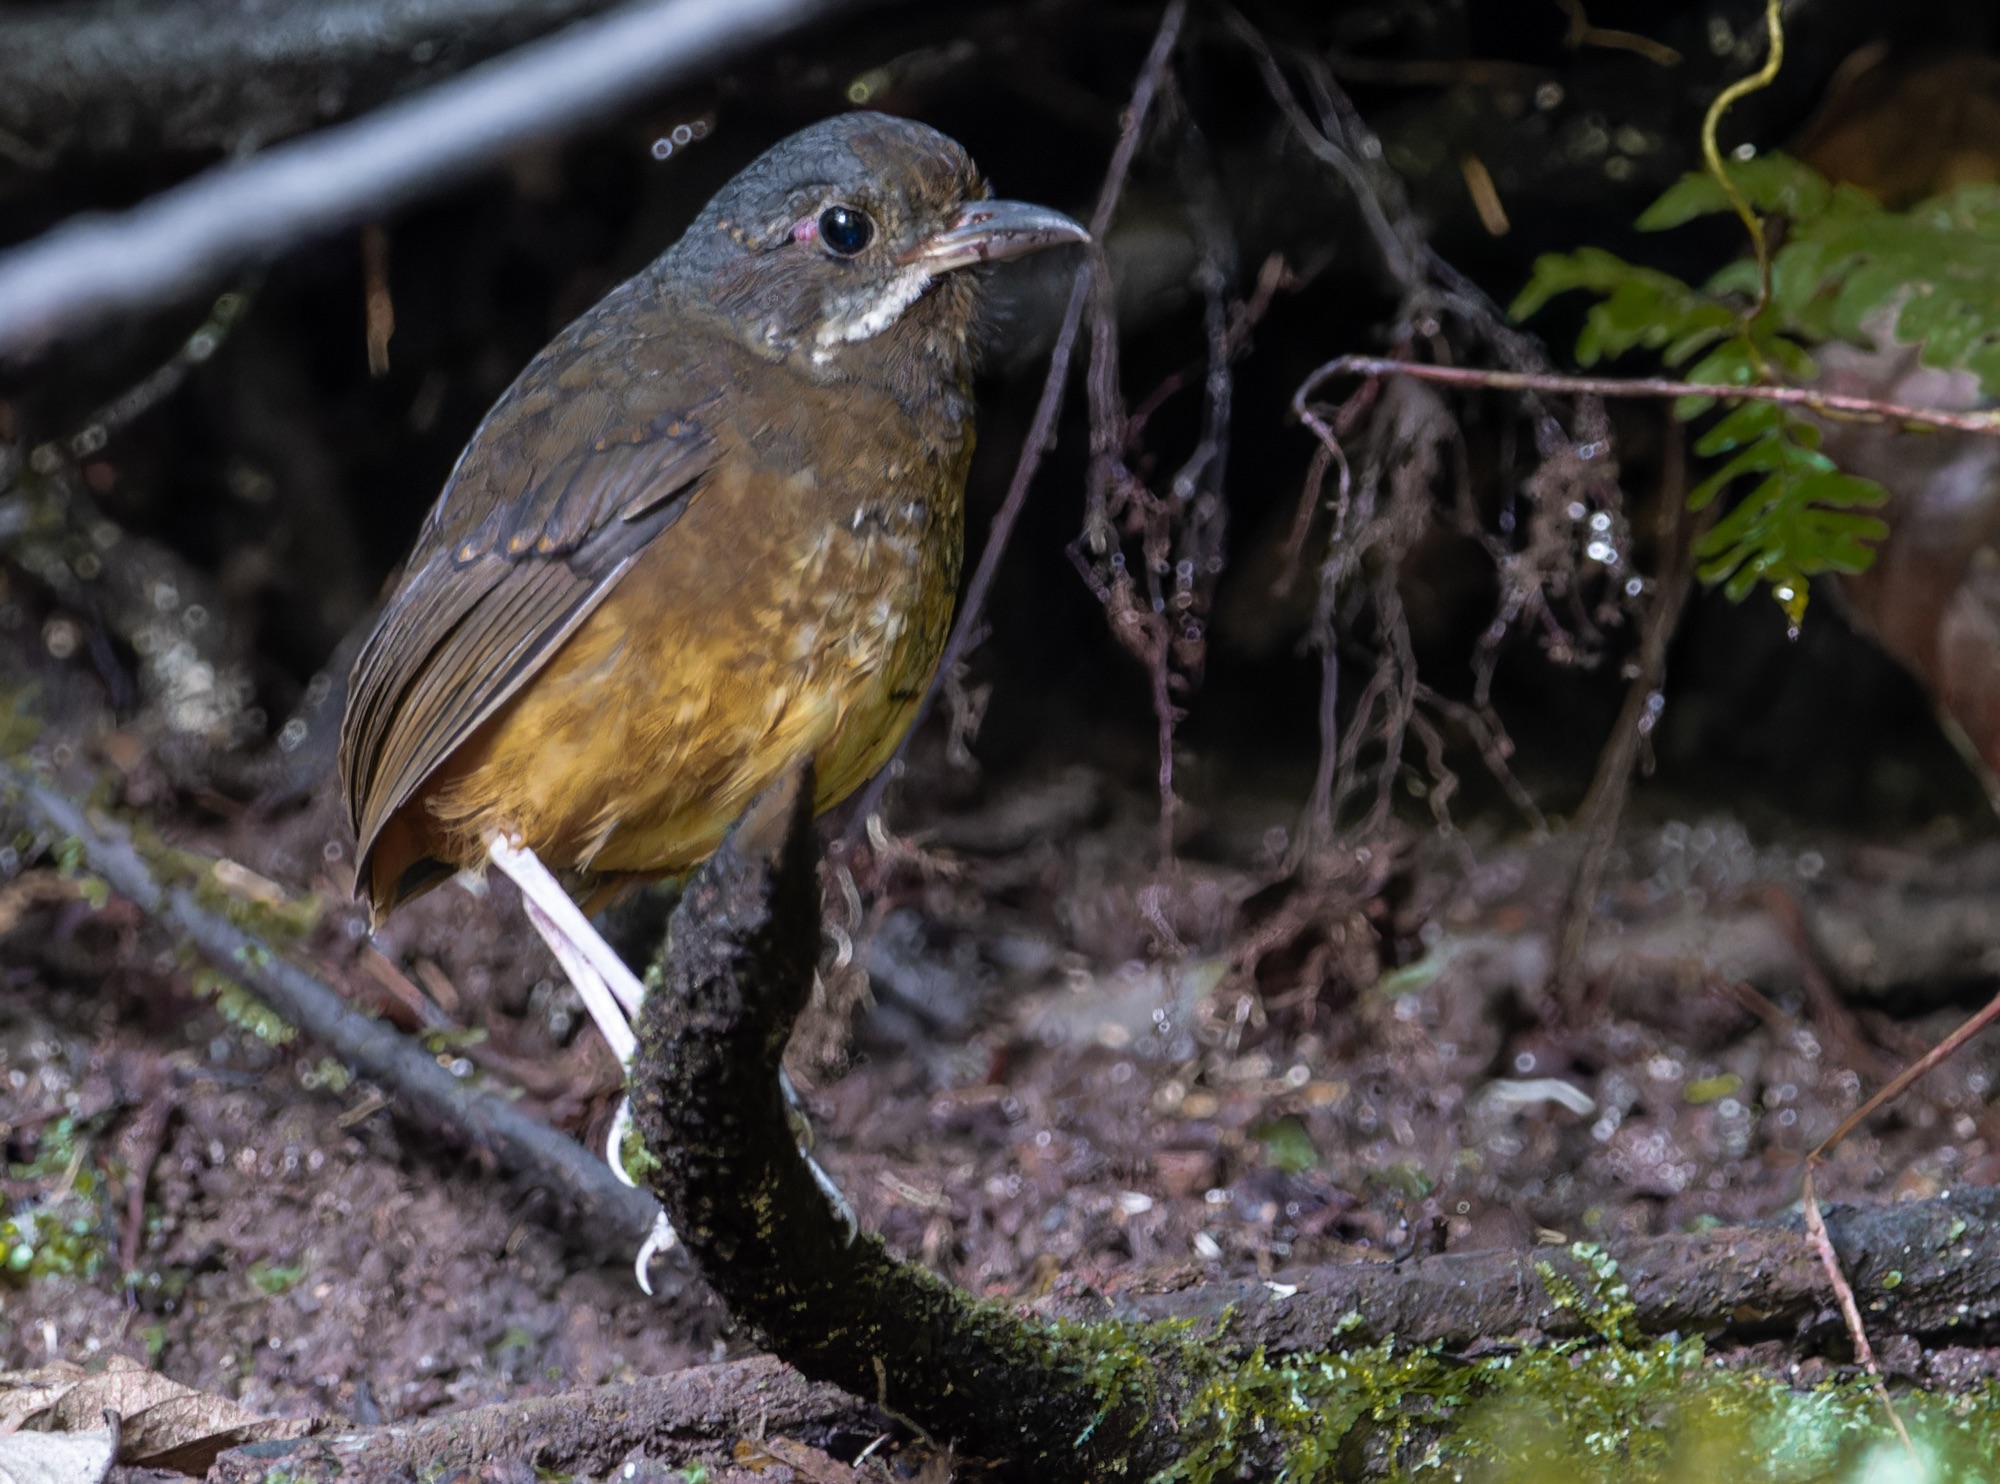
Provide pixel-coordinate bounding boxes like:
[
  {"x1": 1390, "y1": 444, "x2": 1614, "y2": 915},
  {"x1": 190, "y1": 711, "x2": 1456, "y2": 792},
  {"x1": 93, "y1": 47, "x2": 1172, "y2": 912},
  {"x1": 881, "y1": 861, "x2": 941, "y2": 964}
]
[
  {"x1": 207, "y1": 1355, "x2": 862, "y2": 1484},
  {"x1": 622, "y1": 761, "x2": 2000, "y2": 1481},
  {"x1": 1090, "y1": 1184, "x2": 2000, "y2": 1354},
  {"x1": 206, "y1": 1179, "x2": 2000, "y2": 1482}
]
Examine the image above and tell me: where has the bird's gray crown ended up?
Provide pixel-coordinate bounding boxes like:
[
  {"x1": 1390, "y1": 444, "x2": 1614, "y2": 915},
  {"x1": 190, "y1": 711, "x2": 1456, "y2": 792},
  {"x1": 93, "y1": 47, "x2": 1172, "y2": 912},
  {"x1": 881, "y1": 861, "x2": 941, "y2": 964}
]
[{"x1": 662, "y1": 112, "x2": 983, "y2": 284}]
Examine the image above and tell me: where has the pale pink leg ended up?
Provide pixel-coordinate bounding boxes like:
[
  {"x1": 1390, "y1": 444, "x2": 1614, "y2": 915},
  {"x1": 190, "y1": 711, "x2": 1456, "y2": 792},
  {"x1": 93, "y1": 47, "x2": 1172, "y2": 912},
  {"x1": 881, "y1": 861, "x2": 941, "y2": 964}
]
[
  {"x1": 485, "y1": 832, "x2": 674, "y2": 1289},
  {"x1": 483, "y1": 832, "x2": 855, "y2": 1273},
  {"x1": 485, "y1": 832, "x2": 641, "y2": 1061}
]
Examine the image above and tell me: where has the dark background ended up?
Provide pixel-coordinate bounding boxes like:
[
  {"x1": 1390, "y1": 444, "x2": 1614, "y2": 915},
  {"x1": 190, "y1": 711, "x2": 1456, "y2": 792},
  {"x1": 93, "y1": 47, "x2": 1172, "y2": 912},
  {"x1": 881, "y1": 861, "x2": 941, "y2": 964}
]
[{"x1": 4, "y1": 0, "x2": 1997, "y2": 848}]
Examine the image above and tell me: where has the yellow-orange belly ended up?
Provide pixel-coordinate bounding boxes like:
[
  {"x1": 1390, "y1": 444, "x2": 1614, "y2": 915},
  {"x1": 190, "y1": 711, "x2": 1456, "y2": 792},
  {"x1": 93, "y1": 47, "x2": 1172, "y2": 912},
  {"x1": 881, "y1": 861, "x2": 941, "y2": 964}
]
[{"x1": 405, "y1": 458, "x2": 960, "y2": 885}]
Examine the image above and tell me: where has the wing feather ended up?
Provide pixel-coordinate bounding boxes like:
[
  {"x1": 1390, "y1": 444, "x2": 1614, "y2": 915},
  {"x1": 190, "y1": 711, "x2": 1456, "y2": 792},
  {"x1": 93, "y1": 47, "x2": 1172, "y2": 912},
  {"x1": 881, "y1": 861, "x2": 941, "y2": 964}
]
[{"x1": 339, "y1": 274, "x2": 725, "y2": 876}]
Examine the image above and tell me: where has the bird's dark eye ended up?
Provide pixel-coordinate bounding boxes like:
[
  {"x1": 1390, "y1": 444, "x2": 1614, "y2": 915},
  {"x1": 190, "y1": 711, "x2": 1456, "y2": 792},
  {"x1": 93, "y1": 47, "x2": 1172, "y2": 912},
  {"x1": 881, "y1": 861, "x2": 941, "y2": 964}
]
[{"x1": 817, "y1": 205, "x2": 873, "y2": 256}]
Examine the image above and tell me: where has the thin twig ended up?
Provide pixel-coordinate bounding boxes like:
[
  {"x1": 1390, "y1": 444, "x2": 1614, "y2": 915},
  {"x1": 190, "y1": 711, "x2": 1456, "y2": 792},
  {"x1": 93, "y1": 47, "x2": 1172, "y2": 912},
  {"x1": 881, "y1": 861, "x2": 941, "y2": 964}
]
[
  {"x1": 0, "y1": 0, "x2": 844, "y2": 358},
  {"x1": 1800, "y1": 1164, "x2": 1915, "y2": 1456},
  {"x1": 1, "y1": 761, "x2": 660, "y2": 1257},
  {"x1": 844, "y1": 0, "x2": 1188, "y2": 838},
  {"x1": 67, "y1": 289, "x2": 256, "y2": 451},
  {"x1": 1414, "y1": 682, "x2": 1546, "y2": 832},
  {"x1": 1553, "y1": 417, "x2": 1700, "y2": 1004},
  {"x1": 116, "y1": 1080, "x2": 176, "y2": 1277},
  {"x1": 1297, "y1": 356, "x2": 2000, "y2": 436},
  {"x1": 1761, "y1": 885, "x2": 1896, "y2": 1084},
  {"x1": 1806, "y1": 985, "x2": 2000, "y2": 1171},
  {"x1": 1554, "y1": 0, "x2": 1683, "y2": 68},
  {"x1": 1223, "y1": 9, "x2": 1415, "y2": 288},
  {"x1": 1070, "y1": 108, "x2": 1249, "y2": 869},
  {"x1": 1791, "y1": 977, "x2": 2000, "y2": 1460}
]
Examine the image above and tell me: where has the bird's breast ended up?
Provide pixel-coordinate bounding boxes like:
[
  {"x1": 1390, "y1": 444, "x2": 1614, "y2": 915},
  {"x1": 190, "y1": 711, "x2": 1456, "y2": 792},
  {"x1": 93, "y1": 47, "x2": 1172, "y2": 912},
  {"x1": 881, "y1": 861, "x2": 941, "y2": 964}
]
[{"x1": 414, "y1": 372, "x2": 968, "y2": 878}]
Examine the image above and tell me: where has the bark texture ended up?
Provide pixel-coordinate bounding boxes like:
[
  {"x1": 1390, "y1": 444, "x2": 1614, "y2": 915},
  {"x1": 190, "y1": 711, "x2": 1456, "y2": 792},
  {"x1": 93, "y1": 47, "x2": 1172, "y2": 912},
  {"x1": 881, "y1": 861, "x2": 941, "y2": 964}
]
[
  {"x1": 1095, "y1": 1185, "x2": 2000, "y2": 1352},
  {"x1": 628, "y1": 768, "x2": 1186, "y2": 1479},
  {"x1": 208, "y1": 1355, "x2": 862, "y2": 1484}
]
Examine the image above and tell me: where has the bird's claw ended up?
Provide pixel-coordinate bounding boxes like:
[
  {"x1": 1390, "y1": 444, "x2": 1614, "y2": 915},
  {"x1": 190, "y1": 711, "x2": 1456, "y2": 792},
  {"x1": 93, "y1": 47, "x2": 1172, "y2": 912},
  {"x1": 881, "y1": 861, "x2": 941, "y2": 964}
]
[
  {"x1": 633, "y1": 1211, "x2": 678, "y2": 1296},
  {"x1": 807, "y1": 1148, "x2": 861, "y2": 1246},
  {"x1": 606, "y1": 1095, "x2": 641, "y2": 1187},
  {"x1": 608, "y1": 1096, "x2": 682, "y2": 1295},
  {"x1": 782, "y1": 1069, "x2": 857, "y2": 1244},
  {"x1": 779, "y1": 1065, "x2": 815, "y2": 1151}
]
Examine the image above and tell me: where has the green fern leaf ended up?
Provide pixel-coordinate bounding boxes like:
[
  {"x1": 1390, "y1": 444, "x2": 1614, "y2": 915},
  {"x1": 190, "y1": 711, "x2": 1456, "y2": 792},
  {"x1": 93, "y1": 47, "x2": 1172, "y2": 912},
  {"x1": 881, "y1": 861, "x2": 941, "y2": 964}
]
[
  {"x1": 1506, "y1": 153, "x2": 2000, "y2": 621},
  {"x1": 1688, "y1": 409, "x2": 1889, "y2": 623},
  {"x1": 1635, "y1": 153, "x2": 1837, "y2": 230},
  {"x1": 1510, "y1": 248, "x2": 1736, "y2": 365}
]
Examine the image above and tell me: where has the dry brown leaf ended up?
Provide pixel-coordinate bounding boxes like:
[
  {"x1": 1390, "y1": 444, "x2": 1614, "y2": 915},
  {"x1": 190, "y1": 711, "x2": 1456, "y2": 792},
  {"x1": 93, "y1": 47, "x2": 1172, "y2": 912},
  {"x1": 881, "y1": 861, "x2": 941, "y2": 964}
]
[{"x1": 0, "y1": 1359, "x2": 326, "y2": 1476}]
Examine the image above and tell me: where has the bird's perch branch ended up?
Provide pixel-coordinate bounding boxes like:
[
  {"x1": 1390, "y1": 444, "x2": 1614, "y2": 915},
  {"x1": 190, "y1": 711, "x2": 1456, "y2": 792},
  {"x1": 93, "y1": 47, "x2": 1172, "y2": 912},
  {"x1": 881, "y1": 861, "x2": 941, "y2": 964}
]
[
  {"x1": 630, "y1": 765, "x2": 1190, "y2": 1478},
  {"x1": 0, "y1": 0, "x2": 843, "y2": 359},
  {"x1": 629, "y1": 766, "x2": 2000, "y2": 1479}
]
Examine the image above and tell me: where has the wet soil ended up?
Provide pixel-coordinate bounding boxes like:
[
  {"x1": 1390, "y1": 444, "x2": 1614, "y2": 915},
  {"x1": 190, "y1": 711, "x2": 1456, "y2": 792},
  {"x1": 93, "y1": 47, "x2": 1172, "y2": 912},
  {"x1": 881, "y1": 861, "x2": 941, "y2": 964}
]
[{"x1": 6, "y1": 754, "x2": 2000, "y2": 1477}]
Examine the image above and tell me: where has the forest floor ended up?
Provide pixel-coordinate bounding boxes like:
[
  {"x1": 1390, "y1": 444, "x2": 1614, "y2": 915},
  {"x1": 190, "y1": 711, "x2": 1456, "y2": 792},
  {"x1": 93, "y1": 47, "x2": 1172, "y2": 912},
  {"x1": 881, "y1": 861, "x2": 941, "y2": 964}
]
[{"x1": 8, "y1": 724, "x2": 2000, "y2": 1479}]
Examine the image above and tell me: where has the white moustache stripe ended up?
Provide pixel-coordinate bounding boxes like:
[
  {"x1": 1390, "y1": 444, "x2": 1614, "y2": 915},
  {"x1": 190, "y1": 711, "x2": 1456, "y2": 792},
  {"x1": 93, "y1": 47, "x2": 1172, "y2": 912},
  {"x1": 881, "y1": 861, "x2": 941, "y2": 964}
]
[{"x1": 815, "y1": 264, "x2": 935, "y2": 351}]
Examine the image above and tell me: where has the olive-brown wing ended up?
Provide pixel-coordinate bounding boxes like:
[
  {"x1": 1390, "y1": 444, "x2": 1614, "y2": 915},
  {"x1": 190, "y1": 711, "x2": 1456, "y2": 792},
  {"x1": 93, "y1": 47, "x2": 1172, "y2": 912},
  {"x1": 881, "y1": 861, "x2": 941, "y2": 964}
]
[{"x1": 339, "y1": 277, "x2": 723, "y2": 877}]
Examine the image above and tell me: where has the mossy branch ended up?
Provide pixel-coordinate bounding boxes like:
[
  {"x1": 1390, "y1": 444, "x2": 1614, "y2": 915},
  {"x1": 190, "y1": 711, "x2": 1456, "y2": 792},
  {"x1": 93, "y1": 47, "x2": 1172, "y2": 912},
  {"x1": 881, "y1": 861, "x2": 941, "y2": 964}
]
[
  {"x1": 629, "y1": 765, "x2": 2000, "y2": 1479},
  {"x1": 628, "y1": 764, "x2": 1190, "y2": 1478}
]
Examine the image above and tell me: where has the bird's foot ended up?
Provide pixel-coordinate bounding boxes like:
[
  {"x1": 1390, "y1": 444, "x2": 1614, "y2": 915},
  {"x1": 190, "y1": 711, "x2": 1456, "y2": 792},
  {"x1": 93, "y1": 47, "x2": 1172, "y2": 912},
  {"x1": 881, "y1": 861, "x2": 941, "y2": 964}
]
[
  {"x1": 605, "y1": 1094, "x2": 679, "y2": 1293},
  {"x1": 606, "y1": 1095, "x2": 643, "y2": 1186},
  {"x1": 491, "y1": 833, "x2": 857, "y2": 1264},
  {"x1": 807, "y1": 1151, "x2": 861, "y2": 1246},
  {"x1": 612, "y1": 1079, "x2": 853, "y2": 1269},
  {"x1": 780, "y1": 1068, "x2": 859, "y2": 1245},
  {"x1": 632, "y1": 1211, "x2": 679, "y2": 1296}
]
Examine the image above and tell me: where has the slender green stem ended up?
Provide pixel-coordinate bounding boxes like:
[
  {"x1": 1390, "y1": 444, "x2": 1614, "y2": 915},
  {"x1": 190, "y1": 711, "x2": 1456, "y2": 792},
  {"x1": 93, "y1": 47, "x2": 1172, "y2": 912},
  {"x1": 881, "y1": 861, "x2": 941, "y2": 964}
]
[{"x1": 1699, "y1": 0, "x2": 1785, "y2": 319}]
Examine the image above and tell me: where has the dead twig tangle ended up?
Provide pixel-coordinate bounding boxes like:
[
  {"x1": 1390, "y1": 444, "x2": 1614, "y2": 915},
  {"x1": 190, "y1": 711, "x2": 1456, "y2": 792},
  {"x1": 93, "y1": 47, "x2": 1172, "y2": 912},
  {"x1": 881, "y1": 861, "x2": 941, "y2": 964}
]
[
  {"x1": 845, "y1": 0, "x2": 1188, "y2": 841},
  {"x1": 1239, "y1": 15, "x2": 1627, "y2": 872}
]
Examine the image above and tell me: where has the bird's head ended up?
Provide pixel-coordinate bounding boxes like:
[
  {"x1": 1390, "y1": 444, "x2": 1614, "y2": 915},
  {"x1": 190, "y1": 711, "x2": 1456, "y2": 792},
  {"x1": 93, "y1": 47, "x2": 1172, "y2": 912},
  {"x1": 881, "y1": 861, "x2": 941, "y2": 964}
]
[{"x1": 661, "y1": 112, "x2": 1086, "y2": 379}]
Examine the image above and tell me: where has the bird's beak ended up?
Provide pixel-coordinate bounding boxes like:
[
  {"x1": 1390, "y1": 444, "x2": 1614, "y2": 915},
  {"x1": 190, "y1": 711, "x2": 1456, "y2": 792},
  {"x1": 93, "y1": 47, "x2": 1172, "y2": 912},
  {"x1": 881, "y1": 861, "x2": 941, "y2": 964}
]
[{"x1": 900, "y1": 200, "x2": 1089, "y2": 273}]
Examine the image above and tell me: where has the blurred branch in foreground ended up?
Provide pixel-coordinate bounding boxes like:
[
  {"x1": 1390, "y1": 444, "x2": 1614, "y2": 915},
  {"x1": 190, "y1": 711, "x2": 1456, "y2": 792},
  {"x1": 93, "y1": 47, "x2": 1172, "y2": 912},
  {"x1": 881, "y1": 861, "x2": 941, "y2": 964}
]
[
  {"x1": 3, "y1": 759, "x2": 661, "y2": 1259},
  {"x1": 0, "y1": 0, "x2": 842, "y2": 360},
  {"x1": 0, "y1": 0, "x2": 635, "y2": 166}
]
